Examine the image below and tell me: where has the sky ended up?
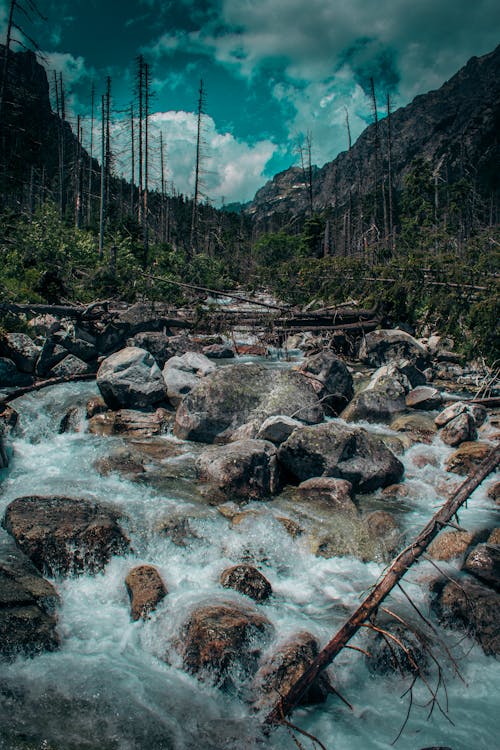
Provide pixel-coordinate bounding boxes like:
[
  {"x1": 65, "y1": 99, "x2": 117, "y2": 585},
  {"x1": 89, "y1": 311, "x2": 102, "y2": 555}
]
[{"x1": 1, "y1": 0, "x2": 499, "y2": 205}]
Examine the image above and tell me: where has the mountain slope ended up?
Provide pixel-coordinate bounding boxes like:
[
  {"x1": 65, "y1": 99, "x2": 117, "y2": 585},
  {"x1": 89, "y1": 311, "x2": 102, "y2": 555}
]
[{"x1": 247, "y1": 46, "x2": 500, "y2": 230}]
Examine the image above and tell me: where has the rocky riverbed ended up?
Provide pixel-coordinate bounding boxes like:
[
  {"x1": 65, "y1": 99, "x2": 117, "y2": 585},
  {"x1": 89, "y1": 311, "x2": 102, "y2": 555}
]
[{"x1": 0, "y1": 316, "x2": 499, "y2": 750}]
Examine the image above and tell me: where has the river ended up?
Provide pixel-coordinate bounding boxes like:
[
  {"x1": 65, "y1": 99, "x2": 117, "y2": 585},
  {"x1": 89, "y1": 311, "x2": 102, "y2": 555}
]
[{"x1": 0, "y1": 373, "x2": 499, "y2": 750}]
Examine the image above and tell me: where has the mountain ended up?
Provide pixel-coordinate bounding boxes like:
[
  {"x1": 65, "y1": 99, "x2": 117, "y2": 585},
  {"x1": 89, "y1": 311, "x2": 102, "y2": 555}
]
[{"x1": 247, "y1": 46, "x2": 500, "y2": 232}]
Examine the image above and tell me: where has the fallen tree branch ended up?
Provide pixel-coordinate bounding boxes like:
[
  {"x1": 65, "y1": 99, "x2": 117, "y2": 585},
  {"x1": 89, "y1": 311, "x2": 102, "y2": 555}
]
[
  {"x1": 264, "y1": 444, "x2": 500, "y2": 726},
  {"x1": 1, "y1": 373, "x2": 96, "y2": 405}
]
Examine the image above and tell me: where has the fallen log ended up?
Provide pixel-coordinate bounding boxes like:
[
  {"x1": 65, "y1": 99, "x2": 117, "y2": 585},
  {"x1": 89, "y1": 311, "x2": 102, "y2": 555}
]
[
  {"x1": 1, "y1": 373, "x2": 96, "y2": 405},
  {"x1": 441, "y1": 394, "x2": 500, "y2": 408},
  {"x1": 264, "y1": 444, "x2": 500, "y2": 726}
]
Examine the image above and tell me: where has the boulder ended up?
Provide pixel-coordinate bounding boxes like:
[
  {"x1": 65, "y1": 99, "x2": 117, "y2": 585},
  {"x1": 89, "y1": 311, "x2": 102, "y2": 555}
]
[
  {"x1": 96, "y1": 347, "x2": 167, "y2": 409},
  {"x1": 463, "y1": 544, "x2": 500, "y2": 592},
  {"x1": 405, "y1": 386, "x2": 443, "y2": 410},
  {"x1": 440, "y1": 413, "x2": 477, "y2": 447},
  {"x1": 0, "y1": 357, "x2": 32, "y2": 387},
  {"x1": 0, "y1": 536, "x2": 59, "y2": 660},
  {"x1": 195, "y1": 439, "x2": 279, "y2": 501},
  {"x1": 87, "y1": 407, "x2": 173, "y2": 438},
  {"x1": 432, "y1": 576, "x2": 500, "y2": 655},
  {"x1": 127, "y1": 331, "x2": 201, "y2": 366},
  {"x1": 296, "y1": 477, "x2": 356, "y2": 514},
  {"x1": 435, "y1": 401, "x2": 487, "y2": 428},
  {"x1": 298, "y1": 350, "x2": 354, "y2": 415},
  {"x1": 177, "y1": 601, "x2": 274, "y2": 688},
  {"x1": 0, "y1": 406, "x2": 17, "y2": 468},
  {"x1": 3, "y1": 496, "x2": 130, "y2": 577},
  {"x1": 162, "y1": 352, "x2": 216, "y2": 407},
  {"x1": 174, "y1": 363, "x2": 323, "y2": 443},
  {"x1": 341, "y1": 375, "x2": 406, "y2": 423},
  {"x1": 85, "y1": 396, "x2": 107, "y2": 419},
  {"x1": 202, "y1": 343, "x2": 235, "y2": 359},
  {"x1": 278, "y1": 421, "x2": 404, "y2": 493},
  {"x1": 390, "y1": 412, "x2": 437, "y2": 439},
  {"x1": 488, "y1": 528, "x2": 500, "y2": 544},
  {"x1": 0, "y1": 332, "x2": 40, "y2": 373},
  {"x1": 366, "y1": 620, "x2": 426, "y2": 675},
  {"x1": 52, "y1": 330, "x2": 98, "y2": 362},
  {"x1": 97, "y1": 302, "x2": 191, "y2": 352},
  {"x1": 220, "y1": 564, "x2": 272, "y2": 602},
  {"x1": 125, "y1": 565, "x2": 167, "y2": 621},
  {"x1": 359, "y1": 330, "x2": 429, "y2": 368},
  {"x1": 256, "y1": 415, "x2": 302, "y2": 445},
  {"x1": 487, "y1": 481, "x2": 500, "y2": 504},
  {"x1": 35, "y1": 338, "x2": 67, "y2": 376},
  {"x1": 428, "y1": 530, "x2": 481, "y2": 561},
  {"x1": 50, "y1": 354, "x2": 92, "y2": 379},
  {"x1": 251, "y1": 632, "x2": 332, "y2": 711},
  {"x1": 445, "y1": 442, "x2": 492, "y2": 475},
  {"x1": 59, "y1": 406, "x2": 81, "y2": 434},
  {"x1": 157, "y1": 515, "x2": 200, "y2": 547},
  {"x1": 368, "y1": 360, "x2": 426, "y2": 392}
]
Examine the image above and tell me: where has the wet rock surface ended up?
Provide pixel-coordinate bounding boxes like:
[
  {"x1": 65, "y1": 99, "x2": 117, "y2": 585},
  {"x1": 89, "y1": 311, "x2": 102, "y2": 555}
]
[
  {"x1": 220, "y1": 564, "x2": 272, "y2": 602},
  {"x1": 3, "y1": 496, "x2": 130, "y2": 576},
  {"x1": 342, "y1": 375, "x2": 407, "y2": 423},
  {"x1": 298, "y1": 350, "x2": 354, "y2": 415},
  {"x1": 0, "y1": 536, "x2": 59, "y2": 660},
  {"x1": 162, "y1": 352, "x2": 216, "y2": 407},
  {"x1": 359, "y1": 330, "x2": 428, "y2": 368},
  {"x1": 196, "y1": 439, "x2": 279, "y2": 501},
  {"x1": 177, "y1": 601, "x2": 274, "y2": 688},
  {"x1": 445, "y1": 442, "x2": 493, "y2": 475},
  {"x1": 463, "y1": 543, "x2": 500, "y2": 592},
  {"x1": 0, "y1": 332, "x2": 40, "y2": 373},
  {"x1": 87, "y1": 407, "x2": 174, "y2": 438},
  {"x1": 125, "y1": 565, "x2": 168, "y2": 621}
]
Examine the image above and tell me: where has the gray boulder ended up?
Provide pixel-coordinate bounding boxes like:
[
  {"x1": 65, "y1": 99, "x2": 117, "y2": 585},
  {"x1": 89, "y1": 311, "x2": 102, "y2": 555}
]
[
  {"x1": 50, "y1": 354, "x2": 92, "y2": 378},
  {"x1": 162, "y1": 352, "x2": 216, "y2": 407},
  {"x1": 3, "y1": 495, "x2": 130, "y2": 577},
  {"x1": 196, "y1": 439, "x2": 279, "y2": 501},
  {"x1": 174, "y1": 362, "x2": 324, "y2": 443},
  {"x1": 341, "y1": 375, "x2": 406, "y2": 423},
  {"x1": 220, "y1": 564, "x2": 272, "y2": 602},
  {"x1": 278, "y1": 421, "x2": 404, "y2": 493},
  {"x1": 0, "y1": 332, "x2": 40, "y2": 373},
  {"x1": 126, "y1": 331, "x2": 196, "y2": 368},
  {"x1": 405, "y1": 386, "x2": 443, "y2": 410},
  {"x1": 0, "y1": 357, "x2": 32, "y2": 387},
  {"x1": 359, "y1": 329, "x2": 428, "y2": 368},
  {"x1": 463, "y1": 544, "x2": 500, "y2": 592},
  {"x1": 440, "y1": 412, "x2": 477, "y2": 447},
  {"x1": 0, "y1": 536, "x2": 59, "y2": 660},
  {"x1": 96, "y1": 346, "x2": 166, "y2": 409},
  {"x1": 256, "y1": 415, "x2": 302, "y2": 445},
  {"x1": 435, "y1": 401, "x2": 487, "y2": 428},
  {"x1": 299, "y1": 350, "x2": 353, "y2": 415},
  {"x1": 35, "y1": 338, "x2": 67, "y2": 376}
]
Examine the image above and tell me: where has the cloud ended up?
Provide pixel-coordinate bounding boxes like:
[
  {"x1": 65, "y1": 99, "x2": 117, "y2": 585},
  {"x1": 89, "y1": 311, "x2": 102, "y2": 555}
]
[{"x1": 106, "y1": 109, "x2": 277, "y2": 206}]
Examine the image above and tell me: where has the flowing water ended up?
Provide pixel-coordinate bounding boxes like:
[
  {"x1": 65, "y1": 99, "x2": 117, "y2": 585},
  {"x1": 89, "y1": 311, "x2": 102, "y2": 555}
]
[{"x1": 0, "y1": 375, "x2": 499, "y2": 750}]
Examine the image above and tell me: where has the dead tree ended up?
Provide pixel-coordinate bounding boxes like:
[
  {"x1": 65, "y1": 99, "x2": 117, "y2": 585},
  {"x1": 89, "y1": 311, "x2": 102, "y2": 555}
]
[
  {"x1": 190, "y1": 79, "x2": 205, "y2": 254},
  {"x1": 86, "y1": 83, "x2": 95, "y2": 226},
  {"x1": 264, "y1": 444, "x2": 500, "y2": 726},
  {"x1": 137, "y1": 55, "x2": 144, "y2": 225},
  {"x1": 386, "y1": 92, "x2": 394, "y2": 251},
  {"x1": 98, "y1": 94, "x2": 106, "y2": 258},
  {"x1": 142, "y1": 61, "x2": 150, "y2": 267}
]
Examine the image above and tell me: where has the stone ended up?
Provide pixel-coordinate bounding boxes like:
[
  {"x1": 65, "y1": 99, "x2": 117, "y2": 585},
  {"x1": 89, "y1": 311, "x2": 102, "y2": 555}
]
[
  {"x1": 256, "y1": 415, "x2": 302, "y2": 445},
  {"x1": 220, "y1": 564, "x2": 272, "y2": 602},
  {"x1": 196, "y1": 439, "x2": 279, "y2": 501},
  {"x1": 445, "y1": 442, "x2": 492, "y2": 475},
  {"x1": 96, "y1": 347, "x2": 166, "y2": 409},
  {"x1": 52, "y1": 330, "x2": 98, "y2": 362},
  {"x1": 368, "y1": 359, "x2": 426, "y2": 392},
  {"x1": 432, "y1": 576, "x2": 500, "y2": 655},
  {"x1": 3, "y1": 495, "x2": 130, "y2": 577},
  {"x1": 125, "y1": 565, "x2": 167, "y2": 621},
  {"x1": 162, "y1": 352, "x2": 216, "y2": 407},
  {"x1": 488, "y1": 481, "x2": 500, "y2": 503},
  {"x1": 435, "y1": 401, "x2": 487, "y2": 428},
  {"x1": 463, "y1": 544, "x2": 500, "y2": 592},
  {"x1": 341, "y1": 375, "x2": 406, "y2": 423},
  {"x1": 0, "y1": 357, "x2": 32, "y2": 387},
  {"x1": 177, "y1": 601, "x2": 274, "y2": 688},
  {"x1": 174, "y1": 362, "x2": 323, "y2": 443},
  {"x1": 366, "y1": 620, "x2": 426, "y2": 675},
  {"x1": 50, "y1": 354, "x2": 92, "y2": 378},
  {"x1": 278, "y1": 421, "x2": 404, "y2": 493},
  {"x1": 251, "y1": 632, "x2": 332, "y2": 711},
  {"x1": 127, "y1": 331, "x2": 200, "y2": 367},
  {"x1": 428, "y1": 531, "x2": 479, "y2": 561},
  {"x1": 488, "y1": 528, "x2": 500, "y2": 544},
  {"x1": 58, "y1": 406, "x2": 81, "y2": 433},
  {"x1": 296, "y1": 477, "x2": 356, "y2": 513},
  {"x1": 405, "y1": 386, "x2": 443, "y2": 410},
  {"x1": 298, "y1": 350, "x2": 354, "y2": 415},
  {"x1": 0, "y1": 535, "x2": 59, "y2": 660},
  {"x1": 358, "y1": 329, "x2": 429, "y2": 368},
  {"x1": 85, "y1": 396, "x2": 107, "y2": 419},
  {"x1": 0, "y1": 332, "x2": 40, "y2": 373},
  {"x1": 87, "y1": 407, "x2": 173, "y2": 438},
  {"x1": 97, "y1": 301, "x2": 190, "y2": 352},
  {"x1": 390, "y1": 413, "x2": 437, "y2": 438},
  {"x1": 440, "y1": 413, "x2": 477, "y2": 447},
  {"x1": 35, "y1": 338, "x2": 67, "y2": 376},
  {"x1": 202, "y1": 343, "x2": 235, "y2": 359},
  {"x1": 157, "y1": 515, "x2": 201, "y2": 547}
]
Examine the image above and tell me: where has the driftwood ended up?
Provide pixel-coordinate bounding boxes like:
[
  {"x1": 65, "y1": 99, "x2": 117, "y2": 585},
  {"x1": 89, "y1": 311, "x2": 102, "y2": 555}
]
[
  {"x1": 0, "y1": 301, "x2": 110, "y2": 320},
  {"x1": 442, "y1": 394, "x2": 500, "y2": 408},
  {"x1": 1, "y1": 373, "x2": 96, "y2": 405},
  {"x1": 264, "y1": 444, "x2": 500, "y2": 726}
]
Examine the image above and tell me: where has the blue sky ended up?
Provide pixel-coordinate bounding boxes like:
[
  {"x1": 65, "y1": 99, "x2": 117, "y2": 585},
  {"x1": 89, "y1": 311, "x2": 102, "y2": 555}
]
[{"x1": 1, "y1": 0, "x2": 499, "y2": 204}]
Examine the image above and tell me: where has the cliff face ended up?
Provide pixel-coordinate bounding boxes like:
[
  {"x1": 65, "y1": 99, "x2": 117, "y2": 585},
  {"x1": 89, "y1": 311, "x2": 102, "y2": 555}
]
[{"x1": 247, "y1": 46, "x2": 500, "y2": 228}]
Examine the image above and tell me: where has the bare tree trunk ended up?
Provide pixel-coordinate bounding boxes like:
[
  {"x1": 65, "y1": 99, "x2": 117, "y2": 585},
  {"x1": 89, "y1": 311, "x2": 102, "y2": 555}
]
[
  {"x1": 190, "y1": 79, "x2": 204, "y2": 255},
  {"x1": 98, "y1": 95, "x2": 105, "y2": 259},
  {"x1": 87, "y1": 83, "x2": 94, "y2": 226},
  {"x1": 264, "y1": 445, "x2": 500, "y2": 726},
  {"x1": 386, "y1": 93, "x2": 394, "y2": 252},
  {"x1": 130, "y1": 103, "x2": 135, "y2": 216},
  {"x1": 143, "y1": 62, "x2": 149, "y2": 268},
  {"x1": 137, "y1": 56, "x2": 143, "y2": 225}
]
